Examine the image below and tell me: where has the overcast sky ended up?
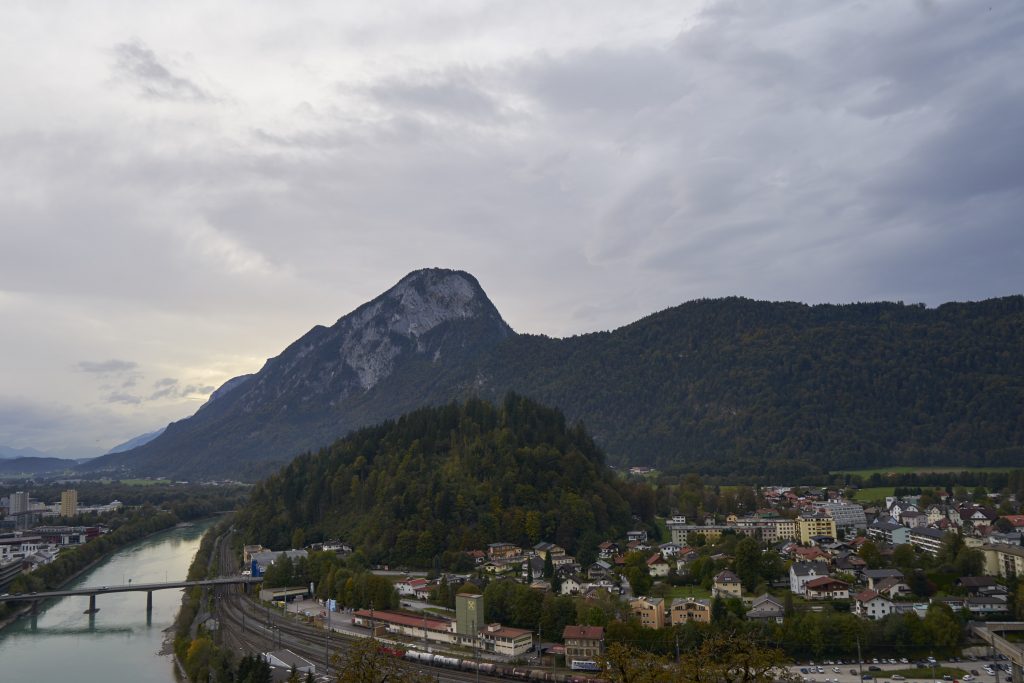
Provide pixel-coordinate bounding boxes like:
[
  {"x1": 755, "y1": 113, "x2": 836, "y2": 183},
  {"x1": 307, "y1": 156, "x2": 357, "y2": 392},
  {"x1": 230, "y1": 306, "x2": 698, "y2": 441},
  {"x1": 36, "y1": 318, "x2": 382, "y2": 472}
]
[{"x1": 1, "y1": 1, "x2": 1021, "y2": 457}]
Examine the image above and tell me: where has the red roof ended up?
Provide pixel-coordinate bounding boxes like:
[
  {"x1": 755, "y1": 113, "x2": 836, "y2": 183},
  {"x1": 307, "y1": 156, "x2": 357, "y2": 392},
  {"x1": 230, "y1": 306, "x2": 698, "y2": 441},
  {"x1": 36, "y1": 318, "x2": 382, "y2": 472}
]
[
  {"x1": 354, "y1": 609, "x2": 451, "y2": 631},
  {"x1": 854, "y1": 589, "x2": 883, "y2": 603},
  {"x1": 563, "y1": 625, "x2": 605, "y2": 641},
  {"x1": 647, "y1": 553, "x2": 667, "y2": 566},
  {"x1": 805, "y1": 576, "x2": 848, "y2": 589}
]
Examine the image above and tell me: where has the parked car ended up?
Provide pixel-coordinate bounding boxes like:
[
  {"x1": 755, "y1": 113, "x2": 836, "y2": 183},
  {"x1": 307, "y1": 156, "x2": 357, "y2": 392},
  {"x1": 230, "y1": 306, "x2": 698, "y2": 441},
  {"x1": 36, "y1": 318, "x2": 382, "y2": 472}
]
[
  {"x1": 869, "y1": 666, "x2": 882, "y2": 672},
  {"x1": 963, "y1": 675, "x2": 974, "y2": 681},
  {"x1": 801, "y1": 668, "x2": 809, "y2": 674},
  {"x1": 893, "y1": 675, "x2": 905, "y2": 680}
]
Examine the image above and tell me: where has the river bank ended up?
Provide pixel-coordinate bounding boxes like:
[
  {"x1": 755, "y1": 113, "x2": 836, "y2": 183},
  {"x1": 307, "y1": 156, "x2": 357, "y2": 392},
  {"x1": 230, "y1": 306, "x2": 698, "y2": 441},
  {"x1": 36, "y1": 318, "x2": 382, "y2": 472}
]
[
  {"x1": 0, "y1": 519, "x2": 217, "y2": 683},
  {"x1": 0, "y1": 514, "x2": 189, "y2": 633}
]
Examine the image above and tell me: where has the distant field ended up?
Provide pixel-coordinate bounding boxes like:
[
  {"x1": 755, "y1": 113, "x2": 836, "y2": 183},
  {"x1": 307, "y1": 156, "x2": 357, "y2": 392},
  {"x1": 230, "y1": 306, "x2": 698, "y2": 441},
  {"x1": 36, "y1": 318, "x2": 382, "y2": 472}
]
[
  {"x1": 833, "y1": 466, "x2": 1015, "y2": 477},
  {"x1": 117, "y1": 478, "x2": 164, "y2": 486},
  {"x1": 852, "y1": 486, "x2": 896, "y2": 501}
]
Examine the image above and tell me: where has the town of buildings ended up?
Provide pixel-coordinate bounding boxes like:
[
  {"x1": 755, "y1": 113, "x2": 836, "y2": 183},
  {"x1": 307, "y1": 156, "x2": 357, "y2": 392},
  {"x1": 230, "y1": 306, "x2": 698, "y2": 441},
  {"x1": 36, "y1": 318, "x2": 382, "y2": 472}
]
[
  {"x1": 0, "y1": 489, "x2": 123, "y2": 592},
  {"x1": 242, "y1": 482, "x2": 1024, "y2": 671}
]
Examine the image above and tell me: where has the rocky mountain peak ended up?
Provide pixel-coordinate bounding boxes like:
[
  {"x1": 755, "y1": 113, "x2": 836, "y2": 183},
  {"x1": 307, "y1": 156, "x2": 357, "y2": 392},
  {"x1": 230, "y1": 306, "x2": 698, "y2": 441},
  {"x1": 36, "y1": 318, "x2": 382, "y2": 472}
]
[{"x1": 332, "y1": 268, "x2": 511, "y2": 389}]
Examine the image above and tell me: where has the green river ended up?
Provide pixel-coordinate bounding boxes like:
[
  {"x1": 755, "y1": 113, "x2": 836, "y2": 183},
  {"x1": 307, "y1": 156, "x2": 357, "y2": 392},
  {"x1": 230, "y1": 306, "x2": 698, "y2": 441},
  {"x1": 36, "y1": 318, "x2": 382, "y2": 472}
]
[{"x1": 0, "y1": 518, "x2": 216, "y2": 681}]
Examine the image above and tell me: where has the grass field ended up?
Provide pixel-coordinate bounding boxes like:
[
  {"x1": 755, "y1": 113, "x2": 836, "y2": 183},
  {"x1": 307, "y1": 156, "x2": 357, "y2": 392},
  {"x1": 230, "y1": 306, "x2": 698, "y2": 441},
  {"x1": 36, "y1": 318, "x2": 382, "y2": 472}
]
[
  {"x1": 118, "y1": 478, "x2": 165, "y2": 486},
  {"x1": 852, "y1": 486, "x2": 896, "y2": 501},
  {"x1": 832, "y1": 466, "x2": 1015, "y2": 477},
  {"x1": 666, "y1": 585, "x2": 713, "y2": 599}
]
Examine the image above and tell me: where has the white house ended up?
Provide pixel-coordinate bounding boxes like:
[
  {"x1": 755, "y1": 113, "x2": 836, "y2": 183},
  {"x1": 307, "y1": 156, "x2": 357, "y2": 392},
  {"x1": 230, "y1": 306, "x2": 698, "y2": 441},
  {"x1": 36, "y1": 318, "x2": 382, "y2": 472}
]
[
  {"x1": 854, "y1": 589, "x2": 894, "y2": 620},
  {"x1": 789, "y1": 561, "x2": 829, "y2": 594}
]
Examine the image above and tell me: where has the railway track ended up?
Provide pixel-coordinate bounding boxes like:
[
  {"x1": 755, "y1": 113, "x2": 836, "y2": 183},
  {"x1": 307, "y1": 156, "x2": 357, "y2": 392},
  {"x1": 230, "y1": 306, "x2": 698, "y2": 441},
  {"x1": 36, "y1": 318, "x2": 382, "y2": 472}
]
[{"x1": 211, "y1": 531, "x2": 499, "y2": 682}]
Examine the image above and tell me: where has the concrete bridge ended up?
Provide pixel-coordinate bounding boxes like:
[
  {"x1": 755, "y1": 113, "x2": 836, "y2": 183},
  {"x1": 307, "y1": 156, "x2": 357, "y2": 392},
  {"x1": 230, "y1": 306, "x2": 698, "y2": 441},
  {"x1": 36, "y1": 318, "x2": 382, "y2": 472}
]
[
  {"x1": 969, "y1": 621, "x2": 1024, "y2": 683},
  {"x1": 2, "y1": 576, "x2": 262, "y2": 614}
]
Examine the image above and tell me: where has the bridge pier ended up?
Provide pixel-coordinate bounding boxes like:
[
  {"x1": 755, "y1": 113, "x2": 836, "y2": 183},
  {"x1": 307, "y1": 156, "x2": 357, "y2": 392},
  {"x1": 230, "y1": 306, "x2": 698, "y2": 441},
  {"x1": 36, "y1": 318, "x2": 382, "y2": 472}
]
[
  {"x1": 1013, "y1": 663, "x2": 1022, "y2": 683},
  {"x1": 84, "y1": 594, "x2": 99, "y2": 615},
  {"x1": 146, "y1": 591, "x2": 153, "y2": 612}
]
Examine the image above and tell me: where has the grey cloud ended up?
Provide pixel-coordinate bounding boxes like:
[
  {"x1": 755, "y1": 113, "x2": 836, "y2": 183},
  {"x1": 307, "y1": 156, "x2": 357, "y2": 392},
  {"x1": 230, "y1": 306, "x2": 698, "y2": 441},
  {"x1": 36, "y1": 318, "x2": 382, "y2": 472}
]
[
  {"x1": 112, "y1": 41, "x2": 212, "y2": 102},
  {"x1": 181, "y1": 384, "x2": 215, "y2": 395},
  {"x1": 2, "y1": 2, "x2": 1023, "y2": 457},
  {"x1": 521, "y1": 46, "x2": 687, "y2": 114},
  {"x1": 105, "y1": 391, "x2": 142, "y2": 405},
  {"x1": 78, "y1": 359, "x2": 137, "y2": 374},
  {"x1": 364, "y1": 71, "x2": 501, "y2": 121},
  {"x1": 149, "y1": 379, "x2": 214, "y2": 401}
]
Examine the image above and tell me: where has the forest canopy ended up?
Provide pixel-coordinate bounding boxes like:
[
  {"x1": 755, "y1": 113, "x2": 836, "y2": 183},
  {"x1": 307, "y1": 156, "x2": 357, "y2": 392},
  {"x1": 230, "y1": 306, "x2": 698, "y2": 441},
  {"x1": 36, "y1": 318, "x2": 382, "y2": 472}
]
[{"x1": 236, "y1": 395, "x2": 650, "y2": 566}]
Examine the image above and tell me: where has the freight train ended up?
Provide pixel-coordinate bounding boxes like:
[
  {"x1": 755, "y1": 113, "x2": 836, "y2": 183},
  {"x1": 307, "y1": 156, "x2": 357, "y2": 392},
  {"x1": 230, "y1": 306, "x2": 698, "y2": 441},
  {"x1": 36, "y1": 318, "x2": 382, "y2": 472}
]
[{"x1": 382, "y1": 645, "x2": 603, "y2": 682}]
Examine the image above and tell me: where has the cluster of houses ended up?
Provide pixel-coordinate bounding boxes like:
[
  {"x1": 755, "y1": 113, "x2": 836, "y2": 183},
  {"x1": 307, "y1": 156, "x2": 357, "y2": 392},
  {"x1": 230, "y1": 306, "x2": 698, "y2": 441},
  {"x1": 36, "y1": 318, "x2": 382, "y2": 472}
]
[
  {"x1": 248, "y1": 484, "x2": 1024, "y2": 664},
  {"x1": 0, "y1": 525, "x2": 106, "y2": 592}
]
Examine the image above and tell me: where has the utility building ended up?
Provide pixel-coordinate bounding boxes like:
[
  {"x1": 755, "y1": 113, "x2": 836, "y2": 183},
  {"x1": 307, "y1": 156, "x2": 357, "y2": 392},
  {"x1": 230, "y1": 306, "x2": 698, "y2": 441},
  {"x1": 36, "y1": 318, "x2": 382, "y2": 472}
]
[{"x1": 456, "y1": 592, "x2": 484, "y2": 636}]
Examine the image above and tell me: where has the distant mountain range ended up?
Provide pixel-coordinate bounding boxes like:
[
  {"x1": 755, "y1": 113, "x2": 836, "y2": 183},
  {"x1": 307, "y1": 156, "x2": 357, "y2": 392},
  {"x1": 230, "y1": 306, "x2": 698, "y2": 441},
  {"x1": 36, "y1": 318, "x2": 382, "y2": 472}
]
[
  {"x1": 0, "y1": 445, "x2": 53, "y2": 460},
  {"x1": 104, "y1": 427, "x2": 166, "y2": 455},
  {"x1": 80, "y1": 268, "x2": 1024, "y2": 481}
]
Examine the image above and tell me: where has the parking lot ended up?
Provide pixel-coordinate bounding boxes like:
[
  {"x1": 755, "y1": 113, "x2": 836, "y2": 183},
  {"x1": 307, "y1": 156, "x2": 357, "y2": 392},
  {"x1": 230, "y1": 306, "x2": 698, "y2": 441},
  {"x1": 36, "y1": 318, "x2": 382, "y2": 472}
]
[{"x1": 787, "y1": 656, "x2": 1015, "y2": 683}]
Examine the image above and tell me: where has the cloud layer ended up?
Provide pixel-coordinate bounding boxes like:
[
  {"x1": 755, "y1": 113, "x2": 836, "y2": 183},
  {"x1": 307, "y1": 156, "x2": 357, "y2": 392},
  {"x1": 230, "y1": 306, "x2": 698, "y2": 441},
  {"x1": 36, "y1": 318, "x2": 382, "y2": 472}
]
[{"x1": 0, "y1": 1, "x2": 1021, "y2": 454}]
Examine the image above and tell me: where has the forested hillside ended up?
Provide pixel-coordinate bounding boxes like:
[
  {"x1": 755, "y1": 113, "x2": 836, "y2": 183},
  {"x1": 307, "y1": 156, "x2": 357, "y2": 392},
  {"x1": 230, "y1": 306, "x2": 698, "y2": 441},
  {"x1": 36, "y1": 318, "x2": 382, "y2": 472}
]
[
  {"x1": 482, "y1": 295, "x2": 1024, "y2": 478},
  {"x1": 235, "y1": 395, "x2": 648, "y2": 565}
]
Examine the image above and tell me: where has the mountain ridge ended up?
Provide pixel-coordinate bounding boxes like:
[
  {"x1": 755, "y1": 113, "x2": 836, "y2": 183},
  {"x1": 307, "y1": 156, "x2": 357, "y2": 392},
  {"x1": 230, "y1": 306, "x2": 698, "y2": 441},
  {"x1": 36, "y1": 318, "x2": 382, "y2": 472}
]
[
  {"x1": 85, "y1": 268, "x2": 513, "y2": 479},
  {"x1": 81, "y1": 269, "x2": 1024, "y2": 481}
]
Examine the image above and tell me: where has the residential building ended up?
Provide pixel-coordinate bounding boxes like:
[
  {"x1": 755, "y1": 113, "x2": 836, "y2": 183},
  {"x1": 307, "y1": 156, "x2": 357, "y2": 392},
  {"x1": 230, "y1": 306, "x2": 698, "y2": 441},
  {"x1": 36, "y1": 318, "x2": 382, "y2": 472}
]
[
  {"x1": 630, "y1": 597, "x2": 665, "y2": 629},
  {"x1": 983, "y1": 543, "x2": 1024, "y2": 579},
  {"x1": 854, "y1": 590, "x2": 894, "y2": 620},
  {"x1": 746, "y1": 594, "x2": 785, "y2": 623},
  {"x1": 816, "y1": 501, "x2": 867, "y2": 535},
  {"x1": 772, "y1": 518, "x2": 799, "y2": 542},
  {"x1": 646, "y1": 554, "x2": 671, "y2": 578},
  {"x1": 965, "y1": 595, "x2": 1008, "y2": 615},
  {"x1": 669, "y1": 598, "x2": 711, "y2": 624},
  {"x1": 908, "y1": 527, "x2": 946, "y2": 556},
  {"x1": 60, "y1": 489, "x2": 78, "y2": 517},
  {"x1": 797, "y1": 514, "x2": 837, "y2": 544},
  {"x1": 862, "y1": 569, "x2": 905, "y2": 590},
  {"x1": 804, "y1": 576, "x2": 850, "y2": 600},
  {"x1": 487, "y1": 542, "x2": 522, "y2": 559},
  {"x1": 532, "y1": 542, "x2": 565, "y2": 560},
  {"x1": 627, "y1": 530, "x2": 648, "y2": 543},
  {"x1": 668, "y1": 524, "x2": 728, "y2": 545},
  {"x1": 867, "y1": 520, "x2": 910, "y2": 546},
  {"x1": 789, "y1": 561, "x2": 829, "y2": 594},
  {"x1": 560, "y1": 576, "x2": 582, "y2": 596},
  {"x1": 712, "y1": 570, "x2": 742, "y2": 598},
  {"x1": 874, "y1": 577, "x2": 911, "y2": 599},
  {"x1": 10, "y1": 491, "x2": 29, "y2": 515},
  {"x1": 563, "y1": 626, "x2": 605, "y2": 668},
  {"x1": 901, "y1": 511, "x2": 927, "y2": 529}
]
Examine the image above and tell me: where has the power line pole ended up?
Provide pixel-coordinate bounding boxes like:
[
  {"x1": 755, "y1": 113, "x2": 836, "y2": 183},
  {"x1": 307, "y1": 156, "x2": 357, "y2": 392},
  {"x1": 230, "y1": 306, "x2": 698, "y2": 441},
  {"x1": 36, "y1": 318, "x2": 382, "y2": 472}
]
[{"x1": 857, "y1": 636, "x2": 864, "y2": 682}]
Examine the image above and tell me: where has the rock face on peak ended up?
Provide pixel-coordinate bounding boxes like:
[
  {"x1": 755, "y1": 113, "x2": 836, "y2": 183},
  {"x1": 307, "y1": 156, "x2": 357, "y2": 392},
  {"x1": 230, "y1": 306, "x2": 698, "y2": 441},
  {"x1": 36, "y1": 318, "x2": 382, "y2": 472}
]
[{"x1": 86, "y1": 268, "x2": 513, "y2": 480}]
